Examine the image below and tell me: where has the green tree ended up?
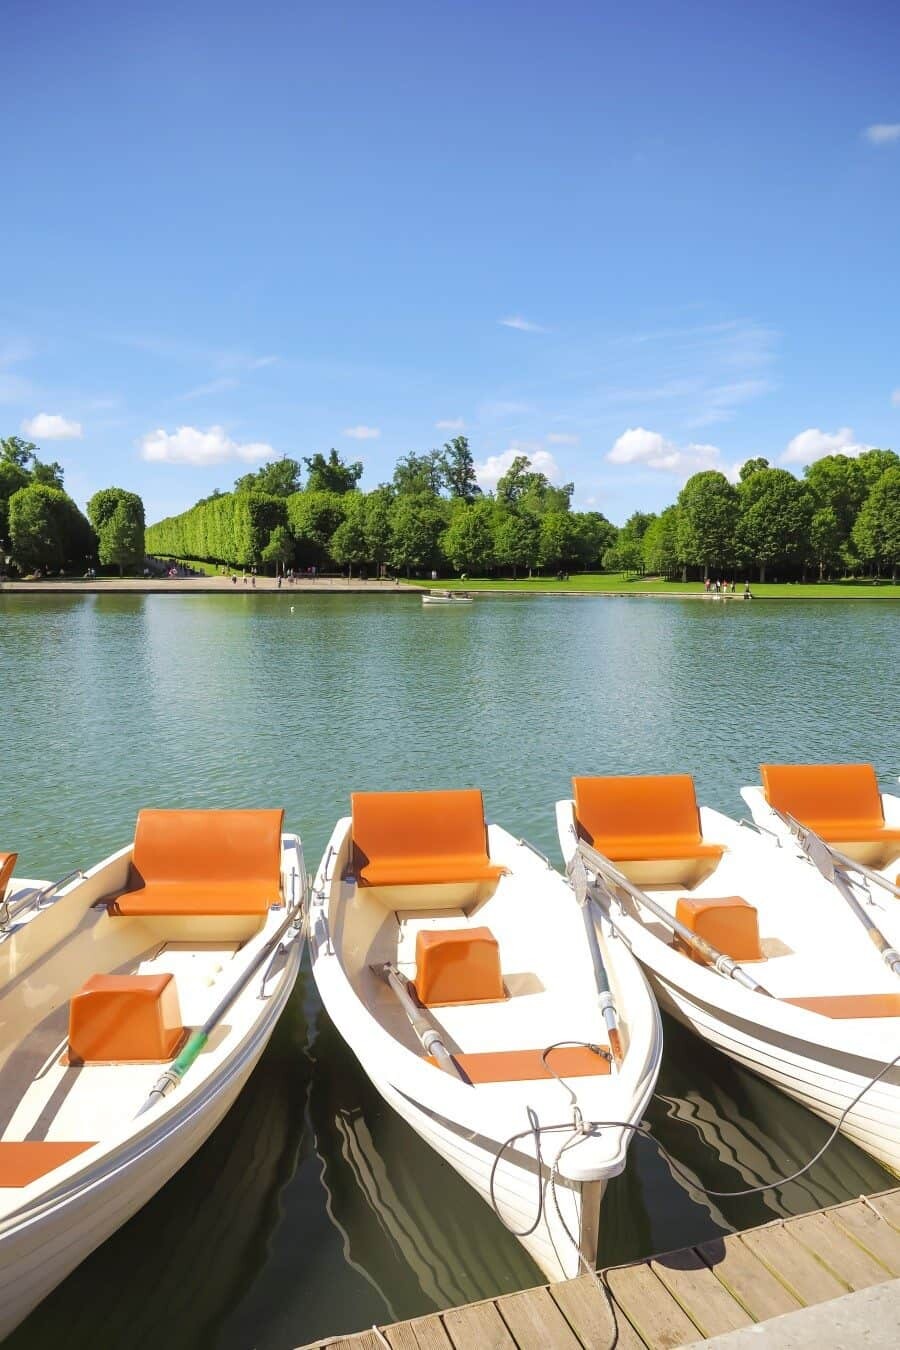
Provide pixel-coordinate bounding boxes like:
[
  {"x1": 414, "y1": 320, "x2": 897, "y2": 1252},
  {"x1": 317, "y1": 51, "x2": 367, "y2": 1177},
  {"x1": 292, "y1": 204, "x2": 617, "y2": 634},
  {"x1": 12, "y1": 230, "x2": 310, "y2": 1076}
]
[
  {"x1": 441, "y1": 499, "x2": 495, "y2": 574},
  {"x1": 440, "y1": 436, "x2": 480, "y2": 501},
  {"x1": 30, "y1": 457, "x2": 64, "y2": 488},
  {"x1": 329, "y1": 494, "x2": 370, "y2": 576},
  {"x1": 569, "y1": 511, "x2": 617, "y2": 569},
  {"x1": 808, "y1": 506, "x2": 843, "y2": 580},
  {"x1": 234, "y1": 457, "x2": 303, "y2": 497},
  {"x1": 287, "y1": 489, "x2": 346, "y2": 565},
  {"x1": 676, "y1": 471, "x2": 740, "y2": 578},
  {"x1": 261, "y1": 525, "x2": 295, "y2": 573},
  {"x1": 303, "y1": 449, "x2": 362, "y2": 494},
  {"x1": 364, "y1": 487, "x2": 394, "y2": 571},
  {"x1": 87, "y1": 488, "x2": 146, "y2": 575},
  {"x1": 388, "y1": 495, "x2": 447, "y2": 576},
  {"x1": 0, "y1": 459, "x2": 30, "y2": 543},
  {"x1": 737, "y1": 468, "x2": 812, "y2": 582},
  {"x1": 1, "y1": 436, "x2": 38, "y2": 469},
  {"x1": 538, "y1": 510, "x2": 578, "y2": 571},
  {"x1": 803, "y1": 455, "x2": 867, "y2": 544},
  {"x1": 493, "y1": 510, "x2": 539, "y2": 577},
  {"x1": 642, "y1": 506, "x2": 681, "y2": 577},
  {"x1": 392, "y1": 450, "x2": 444, "y2": 496},
  {"x1": 739, "y1": 457, "x2": 770, "y2": 481},
  {"x1": 856, "y1": 449, "x2": 899, "y2": 492},
  {"x1": 8, "y1": 484, "x2": 94, "y2": 572},
  {"x1": 852, "y1": 467, "x2": 900, "y2": 578}
]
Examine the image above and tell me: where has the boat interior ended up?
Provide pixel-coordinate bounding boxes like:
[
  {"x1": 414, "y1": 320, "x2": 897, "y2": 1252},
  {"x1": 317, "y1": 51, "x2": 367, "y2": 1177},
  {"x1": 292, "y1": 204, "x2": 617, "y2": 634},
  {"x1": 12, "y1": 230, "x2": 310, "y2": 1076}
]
[{"x1": 0, "y1": 809, "x2": 287, "y2": 1198}]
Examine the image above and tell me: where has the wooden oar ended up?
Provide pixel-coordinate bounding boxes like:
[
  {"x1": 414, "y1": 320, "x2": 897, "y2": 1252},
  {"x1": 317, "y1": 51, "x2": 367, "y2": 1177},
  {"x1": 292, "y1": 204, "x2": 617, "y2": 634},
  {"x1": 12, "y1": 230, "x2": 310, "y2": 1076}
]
[
  {"x1": 568, "y1": 855, "x2": 625, "y2": 1065},
  {"x1": 576, "y1": 839, "x2": 773, "y2": 997},
  {"x1": 373, "y1": 962, "x2": 467, "y2": 1082},
  {"x1": 772, "y1": 809, "x2": 900, "y2": 979},
  {"x1": 135, "y1": 905, "x2": 305, "y2": 1117}
]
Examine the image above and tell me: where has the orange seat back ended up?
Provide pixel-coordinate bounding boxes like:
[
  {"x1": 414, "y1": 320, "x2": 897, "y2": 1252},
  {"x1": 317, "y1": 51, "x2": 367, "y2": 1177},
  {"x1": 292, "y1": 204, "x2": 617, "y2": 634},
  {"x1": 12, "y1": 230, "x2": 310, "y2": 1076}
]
[
  {"x1": 68, "y1": 973, "x2": 185, "y2": 1062},
  {"x1": 0, "y1": 851, "x2": 17, "y2": 897},
  {"x1": 128, "y1": 808, "x2": 284, "y2": 894},
  {"x1": 414, "y1": 927, "x2": 506, "y2": 1006},
  {"x1": 760, "y1": 763, "x2": 884, "y2": 835},
  {"x1": 675, "y1": 896, "x2": 762, "y2": 964},
  {"x1": 350, "y1": 789, "x2": 501, "y2": 886},
  {"x1": 573, "y1": 774, "x2": 705, "y2": 854}
]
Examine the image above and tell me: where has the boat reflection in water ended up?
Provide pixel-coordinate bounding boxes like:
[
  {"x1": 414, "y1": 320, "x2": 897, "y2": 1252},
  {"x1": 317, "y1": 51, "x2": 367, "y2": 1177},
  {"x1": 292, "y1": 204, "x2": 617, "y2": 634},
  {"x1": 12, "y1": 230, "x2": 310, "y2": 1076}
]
[{"x1": 600, "y1": 1013, "x2": 893, "y2": 1266}]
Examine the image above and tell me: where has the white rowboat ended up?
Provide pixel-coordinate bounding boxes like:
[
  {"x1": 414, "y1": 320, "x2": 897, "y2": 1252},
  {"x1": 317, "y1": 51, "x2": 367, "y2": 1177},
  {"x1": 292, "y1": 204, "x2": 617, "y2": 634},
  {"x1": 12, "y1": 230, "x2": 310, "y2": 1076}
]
[
  {"x1": 310, "y1": 789, "x2": 662, "y2": 1282},
  {"x1": 0, "y1": 809, "x2": 305, "y2": 1337}
]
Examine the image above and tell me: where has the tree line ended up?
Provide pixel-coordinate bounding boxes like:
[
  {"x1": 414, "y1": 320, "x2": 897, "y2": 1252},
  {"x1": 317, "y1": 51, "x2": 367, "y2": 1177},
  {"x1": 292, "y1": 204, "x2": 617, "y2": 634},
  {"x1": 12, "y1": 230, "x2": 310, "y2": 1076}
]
[{"x1": 1, "y1": 436, "x2": 145, "y2": 575}]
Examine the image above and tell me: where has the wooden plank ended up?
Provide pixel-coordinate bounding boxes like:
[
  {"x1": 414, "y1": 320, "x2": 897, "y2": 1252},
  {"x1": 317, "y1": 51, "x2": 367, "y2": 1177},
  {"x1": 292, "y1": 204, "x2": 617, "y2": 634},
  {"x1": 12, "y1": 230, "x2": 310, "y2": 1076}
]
[
  {"x1": 441, "y1": 1300, "x2": 517, "y2": 1350},
  {"x1": 829, "y1": 1200, "x2": 900, "y2": 1276},
  {"x1": 496, "y1": 1286, "x2": 582, "y2": 1349},
  {"x1": 740, "y1": 1225, "x2": 848, "y2": 1304},
  {"x1": 324, "y1": 1334, "x2": 389, "y2": 1350},
  {"x1": 650, "y1": 1246, "x2": 753, "y2": 1337},
  {"x1": 867, "y1": 1189, "x2": 900, "y2": 1231},
  {"x1": 787, "y1": 1210, "x2": 892, "y2": 1291},
  {"x1": 385, "y1": 1316, "x2": 455, "y2": 1350},
  {"x1": 550, "y1": 1275, "x2": 647, "y2": 1350},
  {"x1": 606, "y1": 1263, "x2": 701, "y2": 1349},
  {"x1": 697, "y1": 1233, "x2": 801, "y2": 1321}
]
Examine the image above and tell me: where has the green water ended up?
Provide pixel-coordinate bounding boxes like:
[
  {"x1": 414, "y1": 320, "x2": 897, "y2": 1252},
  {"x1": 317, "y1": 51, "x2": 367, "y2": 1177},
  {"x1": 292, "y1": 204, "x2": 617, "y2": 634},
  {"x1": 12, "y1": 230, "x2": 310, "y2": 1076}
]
[{"x1": 1, "y1": 592, "x2": 897, "y2": 1348}]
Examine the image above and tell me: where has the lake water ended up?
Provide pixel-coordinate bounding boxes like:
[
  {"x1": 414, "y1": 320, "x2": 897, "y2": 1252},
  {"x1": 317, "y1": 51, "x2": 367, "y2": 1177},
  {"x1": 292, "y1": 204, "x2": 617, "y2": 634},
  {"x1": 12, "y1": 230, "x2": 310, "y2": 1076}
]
[{"x1": 2, "y1": 591, "x2": 898, "y2": 1347}]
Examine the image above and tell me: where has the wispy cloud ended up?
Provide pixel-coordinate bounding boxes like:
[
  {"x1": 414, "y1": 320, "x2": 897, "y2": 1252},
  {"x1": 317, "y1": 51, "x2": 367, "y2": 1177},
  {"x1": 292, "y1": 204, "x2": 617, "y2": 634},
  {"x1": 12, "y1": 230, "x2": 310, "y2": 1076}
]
[
  {"x1": 475, "y1": 447, "x2": 561, "y2": 491},
  {"x1": 140, "y1": 425, "x2": 276, "y2": 466},
  {"x1": 343, "y1": 424, "x2": 380, "y2": 440},
  {"x1": 891, "y1": 388, "x2": 900, "y2": 407},
  {"x1": 22, "y1": 412, "x2": 83, "y2": 440},
  {"x1": 499, "y1": 315, "x2": 546, "y2": 333},
  {"x1": 478, "y1": 399, "x2": 533, "y2": 420},
  {"x1": 436, "y1": 417, "x2": 465, "y2": 431},
  {"x1": 546, "y1": 432, "x2": 579, "y2": 445},
  {"x1": 864, "y1": 124, "x2": 900, "y2": 145},
  {"x1": 782, "y1": 426, "x2": 871, "y2": 465},
  {"x1": 687, "y1": 378, "x2": 775, "y2": 427},
  {"x1": 608, "y1": 427, "x2": 722, "y2": 476},
  {"x1": 178, "y1": 377, "x2": 240, "y2": 402}
]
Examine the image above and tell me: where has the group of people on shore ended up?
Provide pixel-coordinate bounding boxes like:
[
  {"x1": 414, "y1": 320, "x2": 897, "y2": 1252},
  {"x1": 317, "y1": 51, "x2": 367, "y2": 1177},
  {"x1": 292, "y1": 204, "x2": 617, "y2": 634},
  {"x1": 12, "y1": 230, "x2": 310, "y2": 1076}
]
[{"x1": 705, "y1": 577, "x2": 753, "y2": 598}]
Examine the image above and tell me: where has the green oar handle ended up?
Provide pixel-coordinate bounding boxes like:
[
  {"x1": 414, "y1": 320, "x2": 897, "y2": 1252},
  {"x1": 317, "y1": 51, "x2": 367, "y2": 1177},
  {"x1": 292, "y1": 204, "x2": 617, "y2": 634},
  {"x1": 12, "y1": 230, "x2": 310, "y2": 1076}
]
[{"x1": 171, "y1": 1030, "x2": 209, "y2": 1078}]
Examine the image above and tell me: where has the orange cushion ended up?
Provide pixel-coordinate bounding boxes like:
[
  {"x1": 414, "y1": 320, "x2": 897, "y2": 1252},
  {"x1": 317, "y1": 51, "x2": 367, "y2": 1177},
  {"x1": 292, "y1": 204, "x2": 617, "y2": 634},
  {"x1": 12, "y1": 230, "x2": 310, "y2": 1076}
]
[
  {"x1": 414, "y1": 927, "x2": 505, "y2": 1006},
  {"x1": 783, "y1": 994, "x2": 900, "y2": 1019},
  {"x1": 573, "y1": 774, "x2": 723, "y2": 865},
  {"x1": 351, "y1": 789, "x2": 505, "y2": 887},
  {"x1": 68, "y1": 973, "x2": 185, "y2": 1062},
  {"x1": 427, "y1": 1046, "x2": 612, "y2": 1083},
  {"x1": 760, "y1": 764, "x2": 885, "y2": 836},
  {"x1": 0, "y1": 1141, "x2": 95, "y2": 1187},
  {"x1": 0, "y1": 851, "x2": 17, "y2": 897},
  {"x1": 109, "y1": 809, "x2": 284, "y2": 916},
  {"x1": 675, "y1": 896, "x2": 762, "y2": 963}
]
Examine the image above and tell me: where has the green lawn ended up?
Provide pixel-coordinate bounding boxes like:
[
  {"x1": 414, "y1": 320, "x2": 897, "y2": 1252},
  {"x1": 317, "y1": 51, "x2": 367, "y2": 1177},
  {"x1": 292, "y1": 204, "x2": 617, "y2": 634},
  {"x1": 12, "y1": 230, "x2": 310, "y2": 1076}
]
[{"x1": 411, "y1": 573, "x2": 900, "y2": 598}]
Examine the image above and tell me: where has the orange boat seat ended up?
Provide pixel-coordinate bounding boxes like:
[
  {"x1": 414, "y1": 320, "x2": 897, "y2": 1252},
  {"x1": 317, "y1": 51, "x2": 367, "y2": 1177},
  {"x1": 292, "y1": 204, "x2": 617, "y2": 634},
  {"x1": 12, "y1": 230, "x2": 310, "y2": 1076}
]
[
  {"x1": 108, "y1": 808, "x2": 284, "y2": 916},
  {"x1": 0, "y1": 851, "x2": 17, "y2": 898},
  {"x1": 0, "y1": 1141, "x2": 96, "y2": 1188},
  {"x1": 573, "y1": 775, "x2": 724, "y2": 884},
  {"x1": 350, "y1": 789, "x2": 506, "y2": 888},
  {"x1": 675, "y1": 896, "x2": 763, "y2": 964},
  {"x1": 414, "y1": 927, "x2": 506, "y2": 1006},
  {"x1": 760, "y1": 763, "x2": 900, "y2": 867},
  {"x1": 68, "y1": 973, "x2": 185, "y2": 1063},
  {"x1": 783, "y1": 994, "x2": 900, "y2": 1019},
  {"x1": 427, "y1": 1045, "x2": 612, "y2": 1083}
]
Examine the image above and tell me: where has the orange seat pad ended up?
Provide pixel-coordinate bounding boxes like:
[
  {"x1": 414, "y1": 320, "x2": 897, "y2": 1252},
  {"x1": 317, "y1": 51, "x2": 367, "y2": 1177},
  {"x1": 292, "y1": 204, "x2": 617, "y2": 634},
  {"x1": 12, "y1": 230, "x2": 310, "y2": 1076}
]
[
  {"x1": 427, "y1": 1046, "x2": 612, "y2": 1083},
  {"x1": 68, "y1": 973, "x2": 185, "y2": 1062},
  {"x1": 783, "y1": 994, "x2": 900, "y2": 1019},
  {"x1": 572, "y1": 775, "x2": 723, "y2": 865},
  {"x1": 0, "y1": 851, "x2": 18, "y2": 897},
  {"x1": 675, "y1": 896, "x2": 763, "y2": 964},
  {"x1": 760, "y1": 763, "x2": 899, "y2": 844},
  {"x1": 414, "y1": 927, "x2": 505, "y2": 1006},
  {"x1": 350, "y1": 789, "x2": 505, "y2": 887},
  {"x1": 109, "y1": 808, "x2": 284, "y2": 916},
  {"x1": 0, "y1": 1141, "x2": 95, "y2": 1187}
]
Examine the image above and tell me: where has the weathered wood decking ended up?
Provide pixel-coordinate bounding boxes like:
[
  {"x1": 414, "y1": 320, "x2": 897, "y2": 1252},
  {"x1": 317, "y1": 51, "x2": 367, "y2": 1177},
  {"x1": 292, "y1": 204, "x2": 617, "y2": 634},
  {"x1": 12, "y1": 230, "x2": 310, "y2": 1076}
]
[{"x1": 299, "y1": 1186, "x2": 900, "y2": 1349}]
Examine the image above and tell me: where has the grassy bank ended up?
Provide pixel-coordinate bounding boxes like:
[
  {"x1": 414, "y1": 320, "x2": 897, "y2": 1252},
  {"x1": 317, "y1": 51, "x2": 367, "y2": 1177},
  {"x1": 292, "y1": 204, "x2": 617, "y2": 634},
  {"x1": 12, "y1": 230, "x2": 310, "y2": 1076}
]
[{"x1": 411, "y1": 573, "x2": 900, "y2": 598}]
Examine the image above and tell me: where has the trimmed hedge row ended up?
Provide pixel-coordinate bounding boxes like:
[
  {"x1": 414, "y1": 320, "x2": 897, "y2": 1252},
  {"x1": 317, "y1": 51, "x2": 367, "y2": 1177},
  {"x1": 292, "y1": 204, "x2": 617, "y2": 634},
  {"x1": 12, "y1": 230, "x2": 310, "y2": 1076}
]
[{"x1": 145, "y1": 491, "x2": 287, "y2": 565}]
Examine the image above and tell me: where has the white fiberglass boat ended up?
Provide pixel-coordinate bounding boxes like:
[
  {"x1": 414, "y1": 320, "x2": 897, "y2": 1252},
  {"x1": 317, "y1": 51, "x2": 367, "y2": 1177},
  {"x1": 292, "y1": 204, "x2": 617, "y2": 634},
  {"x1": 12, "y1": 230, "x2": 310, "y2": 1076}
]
[
  {"x1": 0, "y1": 809, "x2": 305, "y2": 1338},
  {"x1": 421, "y1": 589, "x2": 473, "y2": 605},
  {"x1": 309, "y1": 788, "x2": 661, "y2": 1283},
  {"x1": 556, "y1": 774, "x2": 900, "y2": 1179}
]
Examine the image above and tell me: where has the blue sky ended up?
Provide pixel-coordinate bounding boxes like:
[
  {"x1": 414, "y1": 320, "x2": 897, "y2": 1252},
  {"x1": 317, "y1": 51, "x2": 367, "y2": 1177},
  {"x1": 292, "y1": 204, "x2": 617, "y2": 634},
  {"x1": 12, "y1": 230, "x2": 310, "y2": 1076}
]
[{"x1": 2, "y1": 0, "x2": 899, "y2": 526}]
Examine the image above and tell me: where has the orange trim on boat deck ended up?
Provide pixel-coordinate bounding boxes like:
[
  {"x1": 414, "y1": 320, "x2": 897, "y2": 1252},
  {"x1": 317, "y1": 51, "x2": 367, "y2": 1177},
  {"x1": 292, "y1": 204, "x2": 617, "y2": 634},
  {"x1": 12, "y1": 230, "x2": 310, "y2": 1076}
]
[
  {"x1": 783, "y1": 994, "x2": 900, "y2": 1019},
  {"x1": 0, "y1": 1141, "x2": 95, "y2": 1187},
  {"x1": 426, "y1": 1045, "x2": 612, "y2": 1083}
]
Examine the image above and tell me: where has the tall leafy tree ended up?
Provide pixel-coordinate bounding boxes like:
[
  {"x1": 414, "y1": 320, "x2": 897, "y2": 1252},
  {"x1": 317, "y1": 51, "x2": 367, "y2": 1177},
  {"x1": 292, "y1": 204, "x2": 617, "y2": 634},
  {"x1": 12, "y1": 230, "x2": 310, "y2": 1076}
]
[
  {"x1": 493, "y1": 510, "x2": 539, "y2": 577},
  {"x1": 441, "y1": 499, "x2": 495, "y2": 574},
  {"x1": 8, "y1": 484, "x2": 95, "y2": 572},
  {"x1": 388, "y1": 495, "x2": 447, "y2": 576},
  {"x1": 737, "y1": 468, "x2": 813, "y2": 581},
  {"x1": 261, "y1": 525, "x2": 295, "y2": 572},
  {"x1": 87, "y1": 488, "x2": 146, "y2": 575},
  {"x1": 857, "y1": 448, "x2": 899, "y2": 492},
  {"x1": 363, "y1": 487, "x2": 394, "y2": 571},
  {"x1": 739, "y1": 457, "x2": 770, "y2": 481},
  {"x1": 303, "y1": 449, "x2": 363, "y2": 494},
  {"x1": 392, "y1": 451, "x2": 444, "y2": 496},
  {"x1": 803, "y1": 455, "x2": 867, "y2": 543},
  {"x1": 852, "y1": 466, "x2": 900, "y2": 577},
  {"x1": 440, "y1": 436, "x2": 481, "y2": 501},
  {"x1": 287, "y1": 489, "x2": 346, "y2": 565},
  {"x1": 234, "y1": 457, "x2": 303, "y2": 497},
  {"x1": 329, "y1": 494, "x2": 370, "y2": 576},
  {"x1": 642, "y1": 506, "x2": 681, "y2": 577},
  {"x1": 676, "y1": 471, "x2": 740, "y2": 577}
]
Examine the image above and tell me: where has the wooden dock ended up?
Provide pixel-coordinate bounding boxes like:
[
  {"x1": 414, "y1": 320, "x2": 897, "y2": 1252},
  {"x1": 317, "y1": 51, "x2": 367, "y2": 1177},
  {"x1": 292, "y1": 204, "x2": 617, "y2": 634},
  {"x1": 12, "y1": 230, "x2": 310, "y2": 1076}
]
[{"x1": 299, "y1": 1186, "x2": 900, "y2": 1349}]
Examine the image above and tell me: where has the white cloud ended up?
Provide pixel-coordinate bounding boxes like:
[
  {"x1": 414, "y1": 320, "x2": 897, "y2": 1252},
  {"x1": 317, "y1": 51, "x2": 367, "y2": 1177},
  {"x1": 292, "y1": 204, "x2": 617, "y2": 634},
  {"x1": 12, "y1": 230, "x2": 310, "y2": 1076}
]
[
  {"x1": 22, "y1": 412, "x2": 83, "y2": 440},
  {"x1": 864, "y1": 124, "x2": 900, "y2": 145},
  {"x1": 607, "y1": 426, "x2": 721, "y2": 474},
  {"x1": 475, "y1": 447, "x2": 561, "y2": 492},
  {"x1": 139, "y1": 425, "x2": 276, "y2": 466},
  {"x1": 436, "y1": 417, "x2": 465, "y2": 431},
  {"x1": 546, "y1": 432, "x2": 579, "y2": 445},
  {"x1": 782, "y1": 426, "x2": 871, "y2": 465},
  {"x1": 499, "y1": 315, "x2": 546, "y2": 333},
  {"x1": 891, "y1": 388, "x2": 900, "y2": 407},
  {"x1": 343, "y1": 425, "x2": 380, "y2": 440}
]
